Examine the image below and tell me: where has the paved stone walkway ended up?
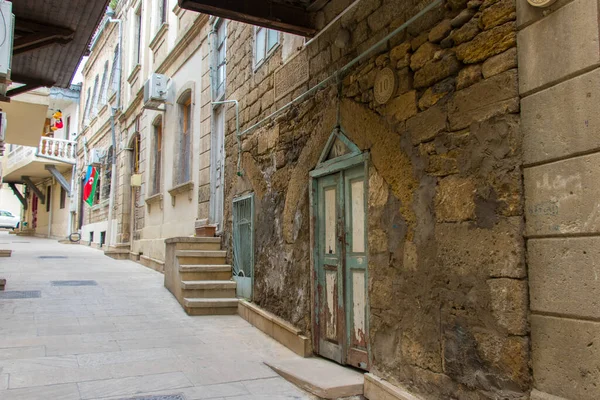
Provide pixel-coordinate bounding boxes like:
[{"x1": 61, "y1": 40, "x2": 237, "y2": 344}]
[{"x1": 0, "y1": 233, "x2": 314, "y2": 400}]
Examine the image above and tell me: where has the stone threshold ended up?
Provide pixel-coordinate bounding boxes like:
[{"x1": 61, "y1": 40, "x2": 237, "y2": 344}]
[
  {"x1": 238, "y1": 299, "x2": 311, "y2": 357},
  {"x1": 364, "y1": 373, "x2": 423, "y2": 400},
  {"x1": 265, "y1": 357, "x2": 364, "y2": 399},
  {"x1": 530, "y1": 389, "x2": 568, "y2": 400},
  {"x1": 139, "y1": 255, "x2": 165, "y2": 273}
]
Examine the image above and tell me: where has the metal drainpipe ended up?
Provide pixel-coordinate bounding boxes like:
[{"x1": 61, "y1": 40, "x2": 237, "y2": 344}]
[
  {"x1": 67, "y1": 164, "x2": 76, "y2": 237},
  {"x1": 236, "y1": 0, "x2": 442, "y2": 143},
  {"x1": 106, "y1": 16, "x2": 122, "y2": 250},
  {"x1": 212, "y1": 100, "x2": 241, "y2": 176}
]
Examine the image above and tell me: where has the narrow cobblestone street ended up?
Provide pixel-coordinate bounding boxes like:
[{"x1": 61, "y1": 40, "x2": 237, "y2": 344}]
[{"x1": 0, "y1": 233, "x2": 313, "y2": 400}]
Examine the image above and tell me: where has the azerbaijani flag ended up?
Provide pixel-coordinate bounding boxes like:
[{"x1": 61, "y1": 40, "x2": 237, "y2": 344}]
[{"x1": 83, "y1": 166, "x2": 98, "y2": 206}]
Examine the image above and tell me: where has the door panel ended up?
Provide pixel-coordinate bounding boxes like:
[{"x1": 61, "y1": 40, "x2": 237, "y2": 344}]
[
  {"x1": 315, "y1": 165, "x2": 369, "y2": 370},
  {"x1": 316, "y1": 173, "x2": 344, "y2": 363},
  {"x1": 344, "y1": 166, "x2": 369, "y2": 369}
]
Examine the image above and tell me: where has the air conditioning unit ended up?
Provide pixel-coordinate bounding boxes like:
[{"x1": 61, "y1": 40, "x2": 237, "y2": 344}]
[
  {"x1": 143, "y1": 73, "x2": 167, "y2": 109},
  {"x1": 89, "y1": 149, "x2": 104, "y2": 165},
  {"x1": 0, "y1": 1, "x2": 13, "y2": 86}
]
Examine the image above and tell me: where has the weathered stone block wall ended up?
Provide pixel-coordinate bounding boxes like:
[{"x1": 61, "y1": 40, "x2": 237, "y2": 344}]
[
  {"x1": 518, "y1": 0, "x2": 600, "y2": 398},
  {"x1": 222, "y1": 0, "x2": 528, "y2": 398}
]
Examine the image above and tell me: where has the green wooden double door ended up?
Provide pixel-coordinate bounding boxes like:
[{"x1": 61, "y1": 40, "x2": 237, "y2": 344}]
[{"x1": 315, "y1": 165, "x2": 369, "y2": 370}]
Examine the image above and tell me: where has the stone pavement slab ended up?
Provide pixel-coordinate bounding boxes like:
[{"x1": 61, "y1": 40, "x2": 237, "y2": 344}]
[
  {"x1": 0, "y1": 233, "x2": 316, "y2": 400},
  {"x1": 265, "y1": 358, "x2": 364, "y2": 399}
]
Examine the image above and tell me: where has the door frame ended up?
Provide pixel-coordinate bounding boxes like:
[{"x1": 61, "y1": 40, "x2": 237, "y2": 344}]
[
  {"x1": 232, "y1": 192, "x2": 255, "y2": 300},
  {"x1": 309, "y1": 128, "x2": 370, "y2": 369}
]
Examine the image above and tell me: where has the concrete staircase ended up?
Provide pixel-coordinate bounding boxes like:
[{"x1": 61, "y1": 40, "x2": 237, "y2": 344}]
[{"x1": 164, "y1": 237, "x2": 238, "y2": 316}]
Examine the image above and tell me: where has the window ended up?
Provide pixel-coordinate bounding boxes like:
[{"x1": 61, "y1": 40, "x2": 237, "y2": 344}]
[
  {"x1": 157, "y1": 0, "x2": 167, "y2": 28},
  {"x1": 215, "y1": 20, "x2": 227, "y2": 98},
  {"x1": 151, "y1": 117, "x2": 163, "y2": 195},
  {"x1": 91, "y1": 75, "x2": 99, "y2": 116},
  {"x1": 255, "y1": 27, "x2": 279, "y2": 66},
  {"x1": 133, "y1": 6, "x2": 142, "y2": 65},
  {"x1": 60, "y1": 187, "x2": 66, "y2": 209},
  {"x1": 108, "y1": 45, "x2": 120, "y2": 96},
  {"x1": 46, "y1": 186, "x2": 51, "y2": 212},
  {"x1": 177, "y1": 93, "x2": 192, "y2": 184},
  {"x1": 83, "y1": 88, "x2": 91, "y2": 125},
  {"x1": 95, "y1": 175, "x2": 102, "y2": 204},
  {"x1": 66, "y1": 116, "x2": 71, "y2": 138},
  {"x1": 99, "y1": 61, "x2": 109, "y2": 106},
  {"x1": 132, "y1": 133, "x2": 141, "y2": 174},
  {"x1": 102, "y1": 146, "x2": 113, "y2": 200}
]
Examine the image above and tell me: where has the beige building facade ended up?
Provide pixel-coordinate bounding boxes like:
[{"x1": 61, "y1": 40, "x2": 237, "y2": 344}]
[{"x1": 76, "y1": 0, "x2": 221, "y2": 269}]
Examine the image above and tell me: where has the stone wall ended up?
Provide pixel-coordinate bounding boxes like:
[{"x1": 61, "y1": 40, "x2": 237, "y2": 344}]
[
  {"x1": 223, "y1": 0, "x2": 528, "y2": 398},
  {"x1": 518, "y1": 0, "x2": 600, "y2": 398}
]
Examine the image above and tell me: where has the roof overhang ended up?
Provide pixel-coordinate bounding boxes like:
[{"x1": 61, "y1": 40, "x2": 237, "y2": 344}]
[
  {"x1": 177, "y1": 0, "x2": 334, "y2": 37},
  {"x1": 4, "y1": 0, "x2": 110, "y2": 98}
]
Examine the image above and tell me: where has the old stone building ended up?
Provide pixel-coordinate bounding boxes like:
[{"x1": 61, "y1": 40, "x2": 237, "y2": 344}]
[
  {"x1": 173, "y1": 0, "x2": 599, "y2": 399},
  {"x1": 24, "y1": 0, "x2": 596, "y2": 398}
]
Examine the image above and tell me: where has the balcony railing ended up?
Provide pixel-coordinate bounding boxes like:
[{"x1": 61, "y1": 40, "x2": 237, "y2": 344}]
[
  {"x1": 37, "y1": 137, "x2": 77, "y2": 164},
  {"x1": 6, "y1": 145, "x2": 36, "y2": 169}
]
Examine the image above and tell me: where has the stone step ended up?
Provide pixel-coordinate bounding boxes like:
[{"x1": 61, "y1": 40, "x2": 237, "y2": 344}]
[
  {"x1": 181, "y1": 280, "x2": 236, "y2": 298},
  {"x1": 181, "y1": 280, "x2": 236, "y2": 290},
  {"x1": 175, "y1": 238, "x2": 221, "y2": 251},
  {"x1": 265, "y1": 358, "x2": 364, "y2": 399},
  {"x1": 183, "y1": 298, "x2": 239, "y2": 316},
  {"x1": 176, "y1": 250, "x2": 226, "y2": 265},
  {"x1": 179, "y1": 265, "x2": 232, "y2": 281}
]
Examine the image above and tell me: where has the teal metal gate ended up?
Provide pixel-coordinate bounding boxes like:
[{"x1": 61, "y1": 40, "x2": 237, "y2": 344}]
[{"x1": 232, "y1": 193, "x2": 254, "y2": 299}]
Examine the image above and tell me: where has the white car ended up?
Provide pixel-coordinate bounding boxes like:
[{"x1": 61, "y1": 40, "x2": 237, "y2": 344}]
[{"x1": 0, "y1": 210, "x2": 20, "y2": 229}]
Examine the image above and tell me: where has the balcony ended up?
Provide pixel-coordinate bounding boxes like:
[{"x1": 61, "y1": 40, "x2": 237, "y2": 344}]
[
  {"x1": 37, "y1": 137, "x2": 77, "y2": 164},
  {"x1": 1, "y1": 137, "x2": 77, "y2": 184}
]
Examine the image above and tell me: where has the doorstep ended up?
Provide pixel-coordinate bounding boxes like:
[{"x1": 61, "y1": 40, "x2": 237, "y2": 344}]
[{"x1": 265, "y1": 357, "x2": 364, "y2": 399}]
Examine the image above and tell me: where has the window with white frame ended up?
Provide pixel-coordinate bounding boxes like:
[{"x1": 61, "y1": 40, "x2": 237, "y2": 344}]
[
  {"x1": 254, "y1": 27, "x2": 279, "y2": 67},
  {"x1": 215, "y1": 20, "x2": 227, "y2": 99}
]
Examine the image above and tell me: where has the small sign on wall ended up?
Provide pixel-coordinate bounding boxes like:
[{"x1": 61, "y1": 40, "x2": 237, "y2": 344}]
[
  {"x1": 374, "y1": 67, "x2": 397, "y2": 105},
  {"x1": 526, "y1": 0, "x2": 557, "y2": 7},
  {"x1": 130, "y1": 174, "x2": 142, "y2": 187}
]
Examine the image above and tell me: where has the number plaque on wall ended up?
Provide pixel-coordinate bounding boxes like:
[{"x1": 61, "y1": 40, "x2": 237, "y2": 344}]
[{"x1": 374, "y1": 67, "x2": 397, "y2": 105}]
